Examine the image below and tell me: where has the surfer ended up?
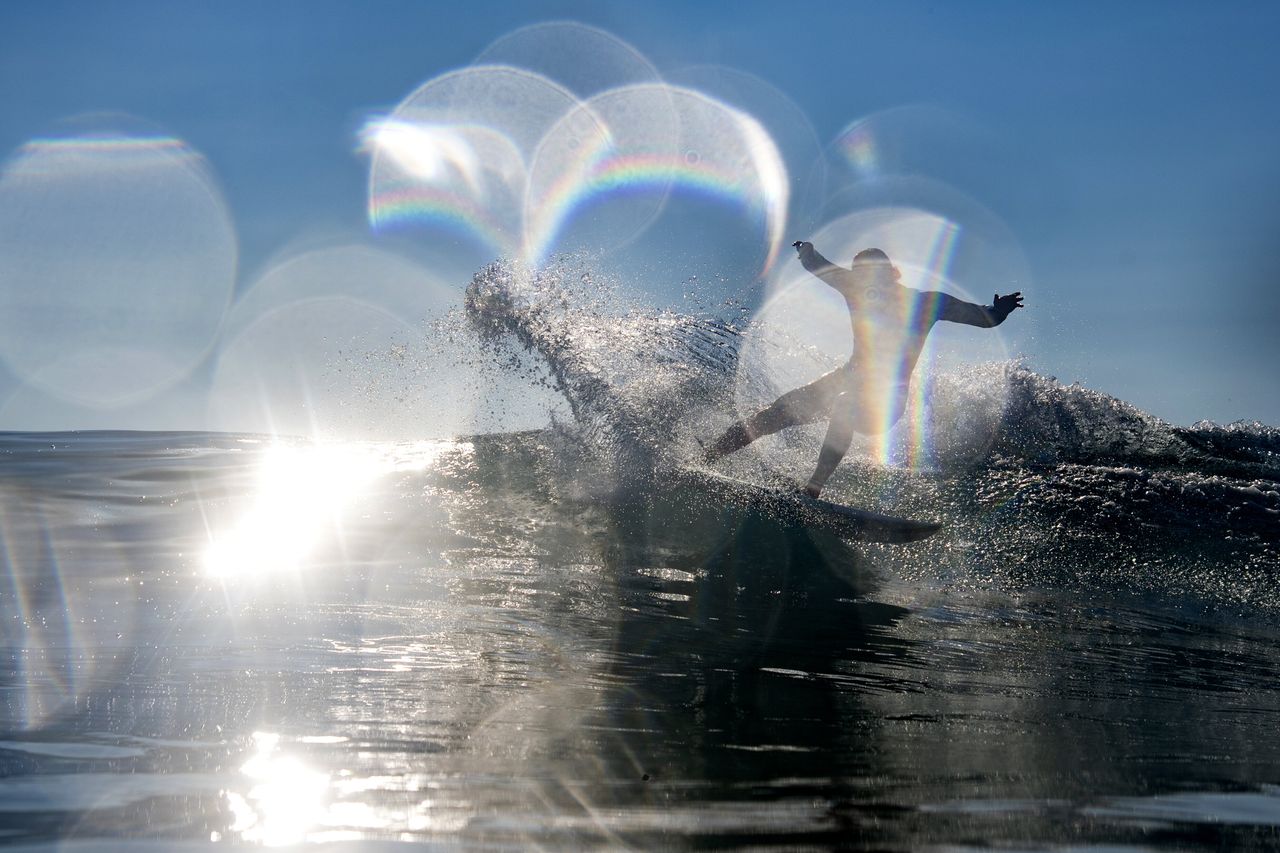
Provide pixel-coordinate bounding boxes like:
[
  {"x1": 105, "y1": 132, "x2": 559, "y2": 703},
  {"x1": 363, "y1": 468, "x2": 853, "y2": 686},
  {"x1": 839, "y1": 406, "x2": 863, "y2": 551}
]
[{"x1": 705, "y1": 242, "x2": 1023, "y2": 498}]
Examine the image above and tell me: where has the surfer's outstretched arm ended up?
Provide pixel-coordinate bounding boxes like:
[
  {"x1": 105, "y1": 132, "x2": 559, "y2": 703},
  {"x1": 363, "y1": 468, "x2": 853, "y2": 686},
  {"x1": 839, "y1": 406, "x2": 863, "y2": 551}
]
[
  {"x1": 935, "y1": 291, "x2": 1023, "y2": 328},
  {"x1": 793, "y1": 241, "x2": 850, "y2": 293}
]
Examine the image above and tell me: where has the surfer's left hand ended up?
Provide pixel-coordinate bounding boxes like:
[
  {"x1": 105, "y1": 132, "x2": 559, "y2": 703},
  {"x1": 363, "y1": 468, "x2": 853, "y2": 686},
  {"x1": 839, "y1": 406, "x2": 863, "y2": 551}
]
[{"x1": 994, "y1": 291, "x2": 1024, "y2": 316}]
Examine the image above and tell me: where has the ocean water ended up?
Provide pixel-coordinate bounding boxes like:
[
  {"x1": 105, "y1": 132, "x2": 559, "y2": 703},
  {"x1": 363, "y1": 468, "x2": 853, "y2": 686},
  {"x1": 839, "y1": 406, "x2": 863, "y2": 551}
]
[{"x1": 1, "y1": 263, "x2": 1278, "y2": 850}]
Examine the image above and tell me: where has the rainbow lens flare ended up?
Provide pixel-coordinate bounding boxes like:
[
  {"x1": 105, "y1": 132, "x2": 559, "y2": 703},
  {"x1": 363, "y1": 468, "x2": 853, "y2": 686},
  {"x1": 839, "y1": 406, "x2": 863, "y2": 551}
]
[
  {"x1": 364, "y1": 66, "x2": 580, "y2": 259},
  {"x1": 522, "y1": 84, "x2": 788, "y2": 278}
]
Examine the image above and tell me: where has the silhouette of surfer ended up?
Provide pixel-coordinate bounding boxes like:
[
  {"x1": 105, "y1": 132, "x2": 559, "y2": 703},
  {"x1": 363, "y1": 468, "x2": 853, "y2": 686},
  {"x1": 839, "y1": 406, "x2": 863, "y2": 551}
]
[{"x1": 705, "y1": 242, "x2": 1023, "y2": 497}]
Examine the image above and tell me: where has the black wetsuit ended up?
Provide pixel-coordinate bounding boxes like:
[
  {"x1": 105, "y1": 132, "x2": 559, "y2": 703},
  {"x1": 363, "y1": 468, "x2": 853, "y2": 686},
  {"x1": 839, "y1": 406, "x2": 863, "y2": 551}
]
[
  {"x1": 786, "y1": 243, "x2": 1010, "y2": 433},
  {"x1": 708, "y1": 243, "x2": 1017, "y2": 491}
]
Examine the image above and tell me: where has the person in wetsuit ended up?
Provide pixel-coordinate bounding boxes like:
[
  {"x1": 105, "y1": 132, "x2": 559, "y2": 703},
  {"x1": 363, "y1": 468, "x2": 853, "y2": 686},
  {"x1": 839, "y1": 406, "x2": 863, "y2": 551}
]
[{"x1": 705, "y1": 241, "x2": 1023, "y2": 497}]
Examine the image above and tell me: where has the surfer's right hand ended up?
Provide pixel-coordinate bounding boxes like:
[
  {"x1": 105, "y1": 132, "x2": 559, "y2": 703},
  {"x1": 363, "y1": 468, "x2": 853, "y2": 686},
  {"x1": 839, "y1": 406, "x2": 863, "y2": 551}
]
[{"x1": 793, "y1": 240, "x2": 811, "y2": 253}]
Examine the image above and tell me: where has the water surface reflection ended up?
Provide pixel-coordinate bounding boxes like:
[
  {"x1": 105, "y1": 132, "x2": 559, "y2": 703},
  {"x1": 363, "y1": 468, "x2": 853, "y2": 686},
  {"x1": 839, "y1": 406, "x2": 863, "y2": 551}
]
[{"x1": 1, "y1": 431, "x2": 1279, "y2": 849}]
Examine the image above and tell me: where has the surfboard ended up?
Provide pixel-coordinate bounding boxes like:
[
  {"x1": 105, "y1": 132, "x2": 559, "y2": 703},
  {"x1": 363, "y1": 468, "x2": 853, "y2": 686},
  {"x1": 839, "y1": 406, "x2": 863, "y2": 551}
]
[{"x1": 676, "y1": 467, "x2": 941, "y2": 544}]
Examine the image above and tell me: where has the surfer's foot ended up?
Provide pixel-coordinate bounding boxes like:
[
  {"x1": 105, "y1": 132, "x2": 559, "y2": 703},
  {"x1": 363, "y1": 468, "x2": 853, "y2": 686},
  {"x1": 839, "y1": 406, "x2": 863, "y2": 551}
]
[
  {"x1": 700, "y1": 433, "x2": 733, "y2": 464},
  {"x1": 703, "y1": 422, "x2": 753, "y2": 463},
  {"x1": 802, "y1": 481, "x2": 822, "y2": 499}
]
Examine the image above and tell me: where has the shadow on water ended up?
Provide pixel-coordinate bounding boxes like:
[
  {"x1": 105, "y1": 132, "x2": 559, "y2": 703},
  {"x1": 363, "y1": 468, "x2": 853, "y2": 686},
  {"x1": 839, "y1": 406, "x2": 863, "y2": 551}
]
[
  {"x1": 424, "y1": 433, "x2": 928, "y2": 846},
  {"x1": 514, "y1": 473, "x2": 924, "y2": 846},
  {"x1": 458, "y1": 435, "x2": 1280, "y2": 850},
  {"x1": 604, "y1": 475, "x2": 914, "y2": 669}
]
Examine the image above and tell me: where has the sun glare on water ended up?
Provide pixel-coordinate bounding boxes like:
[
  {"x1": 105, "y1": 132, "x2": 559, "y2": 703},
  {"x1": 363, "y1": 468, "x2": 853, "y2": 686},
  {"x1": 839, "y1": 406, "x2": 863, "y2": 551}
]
[
  {"x1": 202, "y1": 442, "x2": 390, "y2": 580},
  {"x1": 222, "y1": 732, "x2": 331, "y2": 846}
]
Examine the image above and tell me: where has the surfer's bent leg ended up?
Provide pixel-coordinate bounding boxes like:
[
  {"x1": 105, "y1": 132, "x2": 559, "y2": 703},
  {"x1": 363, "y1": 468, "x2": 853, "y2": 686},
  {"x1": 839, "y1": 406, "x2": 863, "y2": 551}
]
[{"x1": 705, "y1": 367, "x2": 846, "y2": 462}]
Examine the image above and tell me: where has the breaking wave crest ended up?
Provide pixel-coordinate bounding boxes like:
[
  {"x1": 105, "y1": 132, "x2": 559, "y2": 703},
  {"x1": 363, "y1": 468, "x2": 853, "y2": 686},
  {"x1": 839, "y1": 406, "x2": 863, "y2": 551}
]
[{"x1": 465, "y1": 256, "x2": 744, "y2": 475}]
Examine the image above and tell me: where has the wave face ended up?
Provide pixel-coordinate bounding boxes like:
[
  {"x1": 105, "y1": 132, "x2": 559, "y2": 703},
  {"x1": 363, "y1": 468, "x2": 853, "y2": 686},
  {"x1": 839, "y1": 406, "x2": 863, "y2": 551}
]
[{"x1": 465, "y1": 257, "x2": 1278, "y2": 608}]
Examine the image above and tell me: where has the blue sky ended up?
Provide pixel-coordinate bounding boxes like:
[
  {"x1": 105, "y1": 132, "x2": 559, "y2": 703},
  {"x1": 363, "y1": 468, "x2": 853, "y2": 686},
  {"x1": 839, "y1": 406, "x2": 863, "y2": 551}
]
[{"x1": 0, "y1": 0, "x2": 1277, "y2": 431}]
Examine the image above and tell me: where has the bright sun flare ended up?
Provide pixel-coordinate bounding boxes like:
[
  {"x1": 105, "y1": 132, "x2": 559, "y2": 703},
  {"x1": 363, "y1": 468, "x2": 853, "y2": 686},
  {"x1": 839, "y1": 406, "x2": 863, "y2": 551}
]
[{"x1": 202, "y1": 443, "x2": 387, "y2": 580}]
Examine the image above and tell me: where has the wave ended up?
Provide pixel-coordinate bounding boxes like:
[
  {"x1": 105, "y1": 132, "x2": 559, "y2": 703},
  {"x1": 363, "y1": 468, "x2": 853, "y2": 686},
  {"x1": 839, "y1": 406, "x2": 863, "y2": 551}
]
[
  {"x1": 465, "y1": 260, "x2": 1274, "y2": 463},
  {"x1": 462, "y1": 258, "x2": 1279, "y2": 567},
  {"x1": 465, "y1": 256, "x2": 744, "y2": 474}
]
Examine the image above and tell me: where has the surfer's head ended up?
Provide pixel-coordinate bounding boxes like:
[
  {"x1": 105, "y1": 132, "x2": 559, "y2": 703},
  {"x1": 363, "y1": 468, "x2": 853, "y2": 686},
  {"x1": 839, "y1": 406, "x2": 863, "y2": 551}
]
[{"x1": 852, "y1": 248, "x2": 900, "y2": 282}]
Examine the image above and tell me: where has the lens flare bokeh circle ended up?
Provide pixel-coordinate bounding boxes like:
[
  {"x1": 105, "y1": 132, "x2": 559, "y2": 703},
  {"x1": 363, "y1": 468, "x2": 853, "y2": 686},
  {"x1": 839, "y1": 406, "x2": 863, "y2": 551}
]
[
  {"x1": 210, "y1": 296, "x2": 425, "y2": 439},
  {"x1": 0, "y1": 116, "x2": 236, "y2": 407},
  {"x1": 210, "y1": 244, "x2": 547, "y2": 439},
  {"x1": 473, "y1": 21, "x2": 663, "y2": 99},
  {"x1": 364, "y1": 66, "x2": 582, "y2": 262},
  {"x1": 669, "y1": 64, "x2": 828, "y2": 237},
  {"x1": 522, "y1": 84, "x2": 789, "y2": 305}
]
